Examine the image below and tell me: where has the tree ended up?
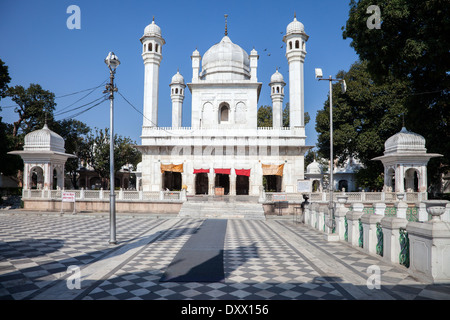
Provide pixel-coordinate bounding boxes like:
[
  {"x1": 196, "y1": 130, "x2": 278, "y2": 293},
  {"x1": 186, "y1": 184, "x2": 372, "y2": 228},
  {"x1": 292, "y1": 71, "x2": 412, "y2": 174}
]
[
  {"x1": 52, "y1": 119, "x2": 91, "y2": 189},
  {"x1": 84, "y1": 128, "x2": 141, "y2": 189},
  {"x1": 257, "y1": 103, "x2": 309, "y2": 127},
  {"x1": 315, "y1": 60, "x2": 409, "y2": 190},
  {"x1": 5, "y1": 83, "x2": 56, "y2": 138},
  {"x1": 0, "y1": 58, "x2": 11, "y2": 101},
  {"x1": 343, "y1": 0, "x2": 450, "y2": 190}
]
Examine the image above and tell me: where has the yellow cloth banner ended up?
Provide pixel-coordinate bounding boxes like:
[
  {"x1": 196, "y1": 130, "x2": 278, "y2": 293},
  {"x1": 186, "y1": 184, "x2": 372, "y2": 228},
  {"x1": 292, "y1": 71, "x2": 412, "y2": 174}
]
[
  {"x1": 261, "y1": 164, "x2": 284, "y2": 176},
  {"x1": 160, "y1": 163, "x2": 184, "y2": 173}
]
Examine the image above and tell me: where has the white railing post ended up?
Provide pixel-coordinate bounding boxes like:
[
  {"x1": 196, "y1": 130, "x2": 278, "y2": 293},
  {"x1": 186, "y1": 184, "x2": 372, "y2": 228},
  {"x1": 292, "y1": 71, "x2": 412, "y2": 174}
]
[
  {"x1": 80, "y1": 188, "x2": 85, "y2": 200},
  {"x1": 99, "y1": 188, "x2": 103, "y2": 200},
  {"x1": 334, "y1": 195, "x2": 349, "y2": 241},
  {"x1": 346, "y1": 203, "x2": 364, "y2": 247}
]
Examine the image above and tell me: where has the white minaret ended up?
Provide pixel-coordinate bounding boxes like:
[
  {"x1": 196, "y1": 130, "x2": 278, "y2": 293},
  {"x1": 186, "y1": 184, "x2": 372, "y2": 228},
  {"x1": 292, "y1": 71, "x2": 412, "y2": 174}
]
[
  {"x1": 191, "y1": 49, "x2": 201, "y2": 82},
  {"x1": 170, "y1": 71, "x2": 185, "y2": 128},
  {"x1": 269, "y1": 69, "x2": 286, "y2": 128},
  {"x1": 283, "y1": 14, "x2": 308, "y2": 128},
  {"x1": 140, "y1": 17, "x2": 165, "y2": 128}
]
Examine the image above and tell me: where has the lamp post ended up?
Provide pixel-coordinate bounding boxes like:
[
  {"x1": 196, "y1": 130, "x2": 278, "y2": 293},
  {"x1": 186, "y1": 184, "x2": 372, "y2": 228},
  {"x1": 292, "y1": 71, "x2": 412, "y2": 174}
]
[
  {"x1": 104, "y1": 52, "x2": 120, "y2": 245},
  {"x1": 315, "y1": 68, "x2": 346, "y2": 232}
]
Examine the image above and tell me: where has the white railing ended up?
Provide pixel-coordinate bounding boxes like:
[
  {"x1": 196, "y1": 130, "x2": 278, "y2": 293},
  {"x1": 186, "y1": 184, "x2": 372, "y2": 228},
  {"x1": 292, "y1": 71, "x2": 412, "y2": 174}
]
[
  {"x1": 22, "y1": 188, "x2": 185, "y2": 202},
  {"x1": 262, "y1": 191, "x2": 426, "y2": 204}
]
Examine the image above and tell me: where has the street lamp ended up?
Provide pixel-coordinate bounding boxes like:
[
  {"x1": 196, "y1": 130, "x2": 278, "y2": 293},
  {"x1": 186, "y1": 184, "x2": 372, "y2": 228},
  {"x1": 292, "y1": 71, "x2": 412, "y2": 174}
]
[
  {"x1": 104, "y1": 52, "x2": 120, "y2": 245},
  {"x1": 315, "y1": 68, "x2": 346, "y2": 232}
]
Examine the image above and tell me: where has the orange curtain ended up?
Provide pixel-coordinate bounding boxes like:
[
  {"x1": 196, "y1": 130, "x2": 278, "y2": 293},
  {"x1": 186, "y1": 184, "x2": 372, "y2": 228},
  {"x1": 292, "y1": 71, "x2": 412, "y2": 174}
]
[
  {"x1": 261, "y1": 164, "x2": 284, "y2": 176},
  {"x1": 160, "y1": 163, "x2": 184, "y2": 173}
]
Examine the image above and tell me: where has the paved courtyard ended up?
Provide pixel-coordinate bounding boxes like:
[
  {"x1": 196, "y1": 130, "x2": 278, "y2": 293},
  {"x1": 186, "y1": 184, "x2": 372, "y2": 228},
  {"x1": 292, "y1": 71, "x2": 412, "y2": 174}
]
[{"x1": 1, "y1": 212, "x2": 449, "y2": 301}]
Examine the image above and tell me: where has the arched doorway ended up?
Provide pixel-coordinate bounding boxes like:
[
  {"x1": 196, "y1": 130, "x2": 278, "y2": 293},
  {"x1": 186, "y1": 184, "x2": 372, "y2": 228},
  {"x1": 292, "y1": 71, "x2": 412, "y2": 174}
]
[
  {"x1": 215, "y1": 174, "x2": 230, "y2": 195},
  {"x1": 312, "y1": 180, "x2": 321, "y2": 192},
  {"x1": 30, "y1": 166, "x2": 44, "y2": 189},
  {"x1": 404, "y1": 168, "x2": 419, "y2": 192},
  {"x1": 236, "y1": 175, "x2": 249, "y2": 195},
  {"x1": 219, "y1": 103, "x2": 230, "y2": 123},
  {"x1": 338, "y1": 180, "x2": 348, "y2": 192},
  {"x1": 162, "y1": 171, "x2": 182, "y2": 191},
  {"x1": 263, "y1": 175, "x2": 282, "y2": 192},
  {"x1": 195, "y1": 173, "x2": 209, "y2": 195}
]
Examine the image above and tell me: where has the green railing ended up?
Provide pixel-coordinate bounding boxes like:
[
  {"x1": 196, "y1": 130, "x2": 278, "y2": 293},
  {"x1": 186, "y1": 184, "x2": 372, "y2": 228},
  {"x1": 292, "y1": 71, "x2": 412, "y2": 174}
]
[
  {"x1": 399, "y1": 228, "x2": 410, "y2": 268},
  {"x1": 376, "y1": 222, "x2": 383, "y2": 256},
  {"x1": 358, "y1": 218, "x2": 363, "y2": 248},
  {"x1": 344, "y1": 217, "x2": 348, "y2": 242}
]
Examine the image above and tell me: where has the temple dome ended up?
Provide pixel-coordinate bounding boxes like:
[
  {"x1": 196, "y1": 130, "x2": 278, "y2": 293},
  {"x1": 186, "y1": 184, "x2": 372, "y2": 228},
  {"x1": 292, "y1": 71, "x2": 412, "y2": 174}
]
[
  {"x1": 24, "y1": 124, "x2": 65, "y2": 153},
  {"x1": 270, "y1": 70, "x2": 284, "y2": 83},
  {"x1": 384, "y1": 127, "x2": 427, "y2": 155},
  {"x1": 200, "y1": 36, "x2": 250, "y2": 81},
  {"x1": 286, "y1": 17, "x2": 305, "y2": 35},
  {"x1": 171, "y1": 71, "x2": 185, "y2": 85},
  {"x1": 306, "y1": 159, "x2": 322, "y2": 174},
  {"x1": 143, "y1": 19, "x2": 161, "y2": 37}
]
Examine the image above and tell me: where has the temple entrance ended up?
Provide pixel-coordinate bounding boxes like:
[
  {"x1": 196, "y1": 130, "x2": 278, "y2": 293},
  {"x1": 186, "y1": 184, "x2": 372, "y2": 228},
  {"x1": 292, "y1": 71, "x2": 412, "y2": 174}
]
[
  {"x1": 195, "y1": 173, "x2": 209, "y2": 195},
  {"x1": 162, "y1": 171, "x2": 182, "y2": 191},
  {"x1": 215, "y1": 174, "x2": 230, "y2": 195},
  {"x1": 263, "y1": 175, "x2": 282, "y2": 192},
  {"x1": 236, "y1": 175, "x2": 249, "y2": 195}
]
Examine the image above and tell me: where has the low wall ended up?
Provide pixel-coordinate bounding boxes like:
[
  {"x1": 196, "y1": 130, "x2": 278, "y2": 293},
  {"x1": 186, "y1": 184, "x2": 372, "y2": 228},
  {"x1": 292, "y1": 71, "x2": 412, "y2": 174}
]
[
  {"x1": 23, "y1": 199, "x2": 182, "y2": 214},
  {"x1": 263, "y1": 202, "x2": 304, "y2": 216}
]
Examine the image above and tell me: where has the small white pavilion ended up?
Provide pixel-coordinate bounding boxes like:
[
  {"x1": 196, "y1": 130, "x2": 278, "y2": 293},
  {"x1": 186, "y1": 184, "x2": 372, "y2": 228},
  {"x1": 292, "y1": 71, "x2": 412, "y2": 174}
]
[
  {"x1": 8, "y1": 124, "x2": 76, "y2": 190},
  {"x1": 373, "y1": 127, "x2": 442, "y2": 193}
]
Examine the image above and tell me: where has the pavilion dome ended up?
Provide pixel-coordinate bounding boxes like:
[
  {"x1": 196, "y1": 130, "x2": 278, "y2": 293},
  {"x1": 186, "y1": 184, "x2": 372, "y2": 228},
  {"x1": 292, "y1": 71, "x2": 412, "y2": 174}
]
[
  {"x1": 286, "y1": 17, "x2": 305, "y2": 35},
  {"x1": 270, "y1": 69, "x2": 284, "y2": 83},
  {"x1": 384, "y1": 127, "x2": 427, "y2": 155},
  {"x1": 143, "y1": 19, "x2": 162, "y2": 37},
  {"x1": 200, "y1": 36, "x2": 250, "y2": 81},
  {"x1": 24, "y1": 123, "x2": 65, "y2": 153},
  {"x1": 170, "y1": 71, "x2": 185, "y2": 85},
  {"x1": 306, "y1": 159, "x2": 322, "y2": 174}
]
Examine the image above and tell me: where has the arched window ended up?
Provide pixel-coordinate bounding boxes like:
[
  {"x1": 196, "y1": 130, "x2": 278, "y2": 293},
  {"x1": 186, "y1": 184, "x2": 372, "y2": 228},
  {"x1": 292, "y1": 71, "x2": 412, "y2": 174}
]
[
  {"x1": 272, "y1": 87, "x2": 275, "y2": 93},
  {"x1": 171, "y1": 88, "x2": 174, "y2": 94},
  {"x1": 143, "y1": 44, "x2": 146, "y2": 52},
  {"x1": 277, "y1": 86, "x2": 280, "y2": 93},
  {"x1": 175, "y1": 88, "x2": 178, "y2": 94},
  {"x1": 295, "y1": 40, "x2": 299, "y2": 49},
  {"x1": 289, "y1": 41, "x2": 292, "y2": 50},
  {"x1": 180, "y1": 89, "x2": 183, "y2": 94},
  {"x1": 149, "y1": 43, "x2": 153, "y2": 51},
  {"x1": 155, "y1": 44, "x2": 159, "y2": 52},
  {"x1": 219, "y1": 103, "x2": 229, "y2": 123}
]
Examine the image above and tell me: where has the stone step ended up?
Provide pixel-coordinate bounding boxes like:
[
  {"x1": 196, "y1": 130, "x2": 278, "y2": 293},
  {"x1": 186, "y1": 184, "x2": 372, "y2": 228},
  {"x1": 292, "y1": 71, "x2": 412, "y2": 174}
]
[{"x1": 178, "y1": 200, "x2": 265, "y2": 220}]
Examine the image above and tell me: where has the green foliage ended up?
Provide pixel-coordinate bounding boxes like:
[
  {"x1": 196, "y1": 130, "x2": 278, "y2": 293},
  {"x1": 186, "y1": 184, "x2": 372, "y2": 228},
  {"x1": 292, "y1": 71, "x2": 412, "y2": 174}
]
[
  {"x1": 5, "y1": 83, "x2": 56, "y2": 137},
  {"x1": 84, "y1": 128, "x2": 141, "y2": 187},
  {"x1": 257, "y1": 103, "x2": 309, "y2": 127},
  {"x1": 315, "y1": 60, "x2": 408, "y2": 189},
  {"x1": 343, "y1": 0, "x2": 450, "y2": 190},
  {"x1": 0, "y1": 58, "x2": 11, "y2": 101}
]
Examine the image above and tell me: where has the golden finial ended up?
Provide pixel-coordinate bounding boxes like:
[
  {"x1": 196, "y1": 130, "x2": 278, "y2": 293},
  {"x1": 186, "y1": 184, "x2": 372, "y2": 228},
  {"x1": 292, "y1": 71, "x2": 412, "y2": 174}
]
[{"x1": 224, "y1": 14, "x2": 228, "y2": 36}]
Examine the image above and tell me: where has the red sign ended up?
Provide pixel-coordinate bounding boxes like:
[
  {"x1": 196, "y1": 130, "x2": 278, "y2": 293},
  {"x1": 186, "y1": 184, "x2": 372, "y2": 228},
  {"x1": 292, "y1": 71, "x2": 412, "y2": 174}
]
[{"x1": 62, "y1": 192, "x2": 76, "y2": 202}]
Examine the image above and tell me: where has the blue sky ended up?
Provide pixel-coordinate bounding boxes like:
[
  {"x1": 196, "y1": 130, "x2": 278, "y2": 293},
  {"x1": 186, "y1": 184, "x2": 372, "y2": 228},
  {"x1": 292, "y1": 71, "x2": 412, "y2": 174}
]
[{"x1": 0, "y1": 0, "x2": 359, "y2": 148}]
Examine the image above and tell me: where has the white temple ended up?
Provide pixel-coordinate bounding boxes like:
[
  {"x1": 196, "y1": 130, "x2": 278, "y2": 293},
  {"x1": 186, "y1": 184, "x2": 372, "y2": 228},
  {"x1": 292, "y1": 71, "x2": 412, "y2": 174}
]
[
  {"x1": 136, "y1": 15, "x2": 312, "y2": 196},
  {"x1": 373, "y1": 127, "x2": 442, "y2": 193},
  {"x1": 8, "y1": 124, "x2": 76, "y2": 190}
]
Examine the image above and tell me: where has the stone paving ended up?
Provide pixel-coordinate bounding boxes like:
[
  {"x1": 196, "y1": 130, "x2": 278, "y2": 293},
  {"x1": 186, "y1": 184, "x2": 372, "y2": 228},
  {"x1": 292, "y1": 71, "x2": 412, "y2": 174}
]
[{"x1": 1, "y1": 212, "x2": 449, "y2": 301}]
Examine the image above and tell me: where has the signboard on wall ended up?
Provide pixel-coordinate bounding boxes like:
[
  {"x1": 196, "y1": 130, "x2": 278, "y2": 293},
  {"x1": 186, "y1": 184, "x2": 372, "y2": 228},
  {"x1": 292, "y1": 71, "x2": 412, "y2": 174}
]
[
  {"x1": 62, "y1": 192, "x2": 76, "y2": 202},
  {"x1": 297, "y1": 180, "x2": 312, "y2": 193}
]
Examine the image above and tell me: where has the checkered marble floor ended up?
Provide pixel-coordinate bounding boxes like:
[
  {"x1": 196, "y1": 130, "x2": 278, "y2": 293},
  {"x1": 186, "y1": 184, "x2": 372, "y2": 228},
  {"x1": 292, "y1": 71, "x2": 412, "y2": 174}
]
[{"x1": 1, "y1": 213, "x2": 449, "y2": 300}]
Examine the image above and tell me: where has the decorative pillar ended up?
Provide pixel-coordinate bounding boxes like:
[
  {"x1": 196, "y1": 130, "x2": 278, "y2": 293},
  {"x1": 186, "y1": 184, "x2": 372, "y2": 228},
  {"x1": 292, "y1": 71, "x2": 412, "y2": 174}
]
[
  {"x1": 346, "y1": 203, "x2": 364, "y2": 247},
  {"x1": 334, "y1": 195, "x2": 349, "y2": 241},
  {"x1": 407, "y1": 200, "x2": 450, "y2": 283}
]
